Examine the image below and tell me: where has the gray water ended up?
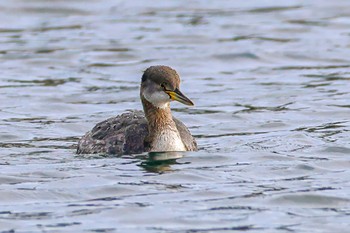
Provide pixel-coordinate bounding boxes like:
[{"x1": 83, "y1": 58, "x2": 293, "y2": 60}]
[{"x1": 1, "y1": 0, "x2": 350, "y2": 232}]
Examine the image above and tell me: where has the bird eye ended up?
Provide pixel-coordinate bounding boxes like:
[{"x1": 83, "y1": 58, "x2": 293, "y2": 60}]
[{"x1": 160, "y1": 83, "x2": 166, "y2": 90}]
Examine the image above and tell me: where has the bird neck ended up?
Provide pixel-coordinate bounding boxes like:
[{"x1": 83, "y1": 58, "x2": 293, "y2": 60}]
[
  {"x1": 141, "y1": 95, "x2": 186, "y2": 152},
  {"x1": 141, "y1": 96, "x2": 176, "y2": 132},
  {"x1": 141, "y1": 96, "x2": 186, "y2": 151}
]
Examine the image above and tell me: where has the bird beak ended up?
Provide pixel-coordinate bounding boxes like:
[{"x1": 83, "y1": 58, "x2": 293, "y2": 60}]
[{"x1": 166, "y1": 88, "x2": 194, "y2": 106}]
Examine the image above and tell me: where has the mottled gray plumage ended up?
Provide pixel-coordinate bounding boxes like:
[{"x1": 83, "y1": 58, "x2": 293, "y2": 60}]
[
  {"x1": 77, "y1": 110, "x2": 197, "y2": 154},
  {"x1": 77, "y1": 65, "x2": 197, "y2": 155}
]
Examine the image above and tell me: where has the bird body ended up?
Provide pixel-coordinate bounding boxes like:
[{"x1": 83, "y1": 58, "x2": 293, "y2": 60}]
[{"x1": 77, "y1": 66, "x2": 197, "y2": 155}]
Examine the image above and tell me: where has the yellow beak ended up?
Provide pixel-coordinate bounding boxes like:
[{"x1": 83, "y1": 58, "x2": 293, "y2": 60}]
[{"x1": 165, "y1": 88, "x2": 194, "y2": 106}]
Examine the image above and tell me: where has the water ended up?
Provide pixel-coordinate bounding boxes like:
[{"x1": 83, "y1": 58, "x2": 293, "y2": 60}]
[{"x1": 1, "y1": 0, "x2": 350, "y2": 232}]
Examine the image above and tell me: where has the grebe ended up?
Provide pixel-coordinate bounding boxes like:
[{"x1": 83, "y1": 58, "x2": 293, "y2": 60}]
[{"x1": 77, "y1": 65, "x2": 197, "y2": 155}]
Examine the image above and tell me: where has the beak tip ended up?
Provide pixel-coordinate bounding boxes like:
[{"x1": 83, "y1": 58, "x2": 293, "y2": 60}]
[{"x1": 167, "y1": 89, "x2": 194, "y2": 106}]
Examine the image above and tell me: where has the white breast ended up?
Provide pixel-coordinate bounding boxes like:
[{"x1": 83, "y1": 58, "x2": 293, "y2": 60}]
[{"x1": 151, "y1": 129, "x2": 186, "y2": 152}]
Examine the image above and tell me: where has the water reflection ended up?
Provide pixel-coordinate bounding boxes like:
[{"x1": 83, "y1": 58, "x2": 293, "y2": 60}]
[{"x1": 138, "y1": 151, "x2": 185, "y2": 173}]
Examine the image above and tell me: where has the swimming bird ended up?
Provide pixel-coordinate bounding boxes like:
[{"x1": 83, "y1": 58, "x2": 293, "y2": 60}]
[{"x1": 77, "y1": 65, "x2": 197, "y2": 155}]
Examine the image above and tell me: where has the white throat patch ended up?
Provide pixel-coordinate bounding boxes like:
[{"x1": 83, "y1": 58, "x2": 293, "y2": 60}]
[{"x1": 143, "y1": 86, "x2": 170, "y2": 109}]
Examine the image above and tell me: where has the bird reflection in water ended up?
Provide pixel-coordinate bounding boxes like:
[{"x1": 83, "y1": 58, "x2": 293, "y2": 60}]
[{"x1": 138, "y1": 151, "x2": 185, "y2": 173}]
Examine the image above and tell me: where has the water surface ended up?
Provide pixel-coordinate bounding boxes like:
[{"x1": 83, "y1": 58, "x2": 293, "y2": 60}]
[{"x1": 1, "y1": 0, "x2": 350, "y2": 232}]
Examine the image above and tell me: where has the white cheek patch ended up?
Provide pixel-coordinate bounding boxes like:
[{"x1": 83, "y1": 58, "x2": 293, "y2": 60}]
[{"x1": 143, "y1": 90, "x2": 170, "y2": 108}]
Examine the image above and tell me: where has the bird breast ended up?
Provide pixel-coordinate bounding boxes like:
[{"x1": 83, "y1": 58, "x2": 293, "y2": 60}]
[{"x1": 151, "y1": 129, "x2": 186, "y2": 151}]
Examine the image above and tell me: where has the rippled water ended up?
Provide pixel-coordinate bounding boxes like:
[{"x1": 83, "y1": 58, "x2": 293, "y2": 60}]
[{"x1": 1, "y1": 0, "x2": 350, "y2": 232}]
